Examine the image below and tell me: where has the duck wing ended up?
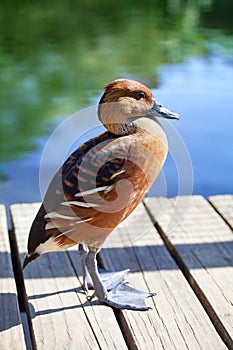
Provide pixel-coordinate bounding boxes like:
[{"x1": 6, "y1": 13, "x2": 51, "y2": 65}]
[{"x1": 26, "y1": 131, "x2": 142, "y2": 254}]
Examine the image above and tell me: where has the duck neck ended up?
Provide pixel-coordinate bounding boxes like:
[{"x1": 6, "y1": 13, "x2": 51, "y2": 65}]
[
  {"x1": 133, "y1": 116, "x2": 165, "y2": 138},
  {"x1": 106, "y1": 119, "x2": 137, "y2": 136}
]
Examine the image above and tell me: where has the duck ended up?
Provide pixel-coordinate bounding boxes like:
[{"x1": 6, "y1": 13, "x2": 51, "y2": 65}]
[{"x1": 23, "y1": 79, "x2": 179, "y2": 310}]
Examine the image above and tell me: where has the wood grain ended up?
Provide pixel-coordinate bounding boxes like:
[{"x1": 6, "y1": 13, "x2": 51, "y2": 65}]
[
  {"x1": 10, "y1": 203, "x2": 127, "y2": 350},
  {"x1": 144, "y1": 195, "x2": 233, "y2": 349},
  {"x1": 0, "y1": 205, "x2": 26, "y2": 350},
  {"x1": 209, "y1": 194, "x2": 233, "y2": 230},
  {"x1": 101, "y1": 203, "x2": 227, "y2": 350}
]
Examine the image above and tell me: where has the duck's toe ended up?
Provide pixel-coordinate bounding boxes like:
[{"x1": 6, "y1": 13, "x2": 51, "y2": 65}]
[
  {"x1": 102, "y1": 282, "x2": 156, "y2": 311},
  {"x1": 99, "y1": 268, "x2": 130, "y2": 290}
]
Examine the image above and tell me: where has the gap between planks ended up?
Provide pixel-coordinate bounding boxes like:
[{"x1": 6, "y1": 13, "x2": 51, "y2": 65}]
[
  {"x1": 208, "y1": 195, "x2": 233, "y2": 231},
  {"x1": 144, "y1": 195, "x2": 233, "y2": 350},
  {"x1": 6, "y1": 200, "x2": 232, "y2": 350},
  {"x1": 0, "y1": 205, "x2": 27, "y2": 350},
  {"x1": 10, "y1": 203, "x2": 128, "y2": 350},
  {"x1": 101, "y1": 201, "x2": 228, "y2": 350}
]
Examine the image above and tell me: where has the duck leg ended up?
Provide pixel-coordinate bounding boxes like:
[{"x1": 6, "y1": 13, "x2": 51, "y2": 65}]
[
  {"x1": 85, "y1": 248, "x2": 155, "y2": 310},
  {"x1": 78, "y1": 244, "x2": 129, "y2": 293},
  {"x1": 78, "y1": 244, "x2": 93, "y2": 291}
]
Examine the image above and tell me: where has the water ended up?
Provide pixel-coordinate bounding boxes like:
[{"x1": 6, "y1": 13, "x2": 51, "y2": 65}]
[
  {"x1": 0, "y1": 1, "x2": 233, "y2": 205},
  {"x1": 158, "y1": 55, "x2": 233, "y2": 197}
]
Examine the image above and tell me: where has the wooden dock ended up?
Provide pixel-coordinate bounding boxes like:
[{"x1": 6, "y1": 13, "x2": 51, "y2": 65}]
[{"x1": 0, "y1": 195, "x2": 232, "y2": 349}]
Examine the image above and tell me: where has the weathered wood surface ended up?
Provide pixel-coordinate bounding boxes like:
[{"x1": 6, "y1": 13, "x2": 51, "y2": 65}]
[
  {"x1": 10, "y1": 203, "x2": 127, "y2": 350},
  {"x1": 144, "y1": 195, "x2": 233, "y2": 349},
  {"x1": 0, "y1": 205, "x2": 26, "y2": 350},
  {"x1": 102, "y1": 203, "x2": 228, "y2": 350},
  {"x1": 209, "y1": 195, "x2": 233, "y2": 230},
  {"x1": 1, "y1": 195, "x2": 232, "y2": 349}
]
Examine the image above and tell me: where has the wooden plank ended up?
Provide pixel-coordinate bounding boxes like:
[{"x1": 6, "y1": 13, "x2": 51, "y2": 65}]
[
  {"x1": 209, "y1": 195, "x2": 233, "y2": 230},
  {"x1": 0, "y1": 205, "x2": 26, "y2": 350},
  {"x1": 101, "y1": 203, "x2": 227, "y2": 350},
  {"x1": 10, "y1": 203, "x2": 127, "y2": 350},
  {"x1": 144, "y1": 195, "x2": 233, "y2": 349}
]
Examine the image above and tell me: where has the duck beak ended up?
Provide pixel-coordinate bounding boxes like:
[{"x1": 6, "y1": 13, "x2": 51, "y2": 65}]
[{"x1": 146, "y1": 100, "x2": 180, "y2": 120}]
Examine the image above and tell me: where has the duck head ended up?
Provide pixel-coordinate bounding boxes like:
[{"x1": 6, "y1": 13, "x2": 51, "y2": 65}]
[{"x1": 98, "y1": 79, "x2": 179, "y2": 135}]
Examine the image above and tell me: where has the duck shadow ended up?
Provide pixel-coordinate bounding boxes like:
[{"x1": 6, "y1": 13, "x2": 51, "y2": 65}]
[
  {"x1": 1, "y1": 241, "x2": 232, "y2": 325},
  {"x1": 17, "y1": 241, "x2": 233, "y2": 281},
  {"x1": 27, "y1": 287, "x2": 102, "y2": 319},
  {"x1": 28, "y1": 286, "x2": 84, "y2": 300}
]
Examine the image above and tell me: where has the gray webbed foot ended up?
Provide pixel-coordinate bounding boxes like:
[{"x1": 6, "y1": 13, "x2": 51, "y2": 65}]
[
  {"x1": 85, "y1": 268, "x2": 130, "y2": 302},
  {"x1": 103, "y1": 282, "x2": 156, "y2": 310},
  {"x1": 84, "y1": 249, "x2": 156, "y2": 311},
  {"x1": 78, "y1": 244, "x2": 129, "y2": 291},
  {"x1": 98, "y1": 267, "x2": 130, "y2": 290}
]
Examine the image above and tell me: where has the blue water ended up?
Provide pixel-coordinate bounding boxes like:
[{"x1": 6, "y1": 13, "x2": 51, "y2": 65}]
[
  {"x1": 0, "y1": 54, "x2": 232, "y2": 205},
  {"x1": 157, "y1": 55, "x2": 233, "y2": 197}
]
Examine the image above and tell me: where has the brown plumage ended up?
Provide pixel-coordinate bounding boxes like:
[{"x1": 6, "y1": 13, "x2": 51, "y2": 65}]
[{"x1": 23, "y1": 79, "x2": 179, "y2": 310}]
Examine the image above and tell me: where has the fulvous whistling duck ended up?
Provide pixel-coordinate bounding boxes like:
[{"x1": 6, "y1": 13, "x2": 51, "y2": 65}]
[{"x1": 23, "y1": 79, "x2": 179, "y2": 310}]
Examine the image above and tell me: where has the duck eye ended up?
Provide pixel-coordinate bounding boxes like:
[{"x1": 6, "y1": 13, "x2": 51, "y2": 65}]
[{"x1": 136, "y1": 91, "x2": 146, "y2": 100}]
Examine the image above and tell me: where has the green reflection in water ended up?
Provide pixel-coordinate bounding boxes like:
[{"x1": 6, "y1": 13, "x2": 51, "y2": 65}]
[{"x1": 0, "y1": 0, "x2": 233, "y2": 178}]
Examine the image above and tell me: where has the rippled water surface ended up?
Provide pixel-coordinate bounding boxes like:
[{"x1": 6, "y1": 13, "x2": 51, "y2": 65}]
[{"x1": 0, "y1": 1, "x2": 233, "y2": 204}]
